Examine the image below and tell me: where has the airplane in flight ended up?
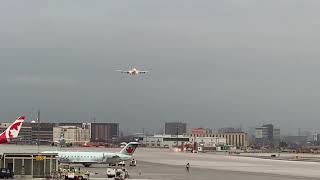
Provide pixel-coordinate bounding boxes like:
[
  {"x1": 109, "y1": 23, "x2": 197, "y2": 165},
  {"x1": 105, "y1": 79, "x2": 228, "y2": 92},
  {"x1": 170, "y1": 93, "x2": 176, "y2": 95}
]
[
  {"x1": 44, "y1": 142, "x2": 139, "y2": 167},
  {"x1": 116, "y1": 68, "x2": 149, "y2": 75},
  {"x1": 0, "y1": 116, "x2": 25, "y2": 144}
]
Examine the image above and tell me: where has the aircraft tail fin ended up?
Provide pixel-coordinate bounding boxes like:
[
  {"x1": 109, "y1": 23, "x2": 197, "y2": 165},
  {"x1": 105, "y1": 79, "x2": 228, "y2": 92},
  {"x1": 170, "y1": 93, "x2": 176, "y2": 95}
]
[
  {"x1": 0, "y1": 116, "x2": 25, "y2": 143},
  {"x1": 119, "y1": 142, "x2": 139, "y2": 156}
]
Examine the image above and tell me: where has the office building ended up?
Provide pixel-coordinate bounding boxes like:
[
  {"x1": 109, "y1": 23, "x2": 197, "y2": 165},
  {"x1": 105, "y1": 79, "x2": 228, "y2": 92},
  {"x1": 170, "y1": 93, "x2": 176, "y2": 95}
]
[
  {"x1": 218, "y1": 127, "x2": 242, "y2": 133},
  {"x1": 190, "y1": 132, "x2": 248, "y2": 148},
  {"x1": 25, "y1": 122, "x2": 54, "y2": 144},
  {"x1": 165, "y1": 122, "x2": 187, "y2": 135},
  {"x1": 262, "y1": 124, "x2": 274, "y2": 140},
  {"x1": 255, "y1": 127, "x2": 268, "y2": 139},
  {"x1": 57, "y1": 123, "x2": 83, "y2": 128},
  {"x1": 273, "y1": 128, "x2": 281, "y2": 147},
  {"x1": 191, "y1": 128, "x2": 207, "y2": 135},
  {"x1": 90, "y1": 123, "x2": 119, "y2": 142},
  {"x1": 255, "y1": 124, "x2": 278, "y2": 147},
  {"x1": 189, "y1": 136, "x2": 226, "y2": 147},
  {"x1": 53, "y1": 126, "x2": 90, "y2": 145},
  {"x1": 143, "y1": 134, "x2": 190, "y2": 148},
  {"x1": 317, "y1": 134, "x2": 320, "y2": 145}
]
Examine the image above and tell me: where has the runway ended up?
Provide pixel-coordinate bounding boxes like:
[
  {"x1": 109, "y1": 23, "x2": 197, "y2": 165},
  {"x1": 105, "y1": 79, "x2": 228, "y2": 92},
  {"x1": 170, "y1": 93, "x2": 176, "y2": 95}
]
[
  {"x1": 134, "y1": 148, "x2": 320, "y2": 179},
  {"x1": 81, "y1": 161, "x2": 318, "y2": 180},
  {"x1": 1, "y1": 145, "x2": 320, "y2": 179}
]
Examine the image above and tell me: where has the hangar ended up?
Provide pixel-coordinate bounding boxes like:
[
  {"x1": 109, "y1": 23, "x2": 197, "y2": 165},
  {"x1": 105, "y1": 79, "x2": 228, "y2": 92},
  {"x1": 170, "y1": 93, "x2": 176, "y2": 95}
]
[{"x1": 0, "y1": 152, "x2": 58, "y2": 178}]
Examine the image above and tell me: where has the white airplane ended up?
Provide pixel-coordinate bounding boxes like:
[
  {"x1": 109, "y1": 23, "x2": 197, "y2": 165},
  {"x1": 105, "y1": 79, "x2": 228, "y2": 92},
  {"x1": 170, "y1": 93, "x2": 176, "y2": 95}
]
[
  {"x1": 0, "y1": 116, "x2": 25, "y2": 144},
  {"x1": 116, "y1": 68, "x2": 148, "y2": 75},
  {"x1": 44, "y1": 142, "x2": 139, "y2": 167}
]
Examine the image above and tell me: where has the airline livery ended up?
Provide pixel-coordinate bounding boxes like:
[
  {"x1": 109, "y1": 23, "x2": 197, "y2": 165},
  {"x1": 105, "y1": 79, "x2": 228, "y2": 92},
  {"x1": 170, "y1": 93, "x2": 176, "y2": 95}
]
[
  {"x1": 44, "y1": 142, "x2": 139, "y2": 167},
  {"x1": 0, "y1": 116, "x2": 25, "y2": 144}
]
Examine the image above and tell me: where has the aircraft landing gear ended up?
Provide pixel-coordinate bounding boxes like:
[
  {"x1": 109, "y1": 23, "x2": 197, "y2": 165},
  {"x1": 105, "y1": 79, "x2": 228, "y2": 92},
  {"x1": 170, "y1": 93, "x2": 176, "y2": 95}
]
[{"x1": 83, "y1": 163, "x2": 91, "y2": 167}]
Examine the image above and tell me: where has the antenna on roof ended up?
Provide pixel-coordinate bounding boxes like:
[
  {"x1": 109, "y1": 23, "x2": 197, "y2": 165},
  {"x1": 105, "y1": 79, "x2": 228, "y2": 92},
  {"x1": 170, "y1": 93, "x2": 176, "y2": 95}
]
[{"x1": 91, "y1": 117, "x2": 96, "y2": 123}]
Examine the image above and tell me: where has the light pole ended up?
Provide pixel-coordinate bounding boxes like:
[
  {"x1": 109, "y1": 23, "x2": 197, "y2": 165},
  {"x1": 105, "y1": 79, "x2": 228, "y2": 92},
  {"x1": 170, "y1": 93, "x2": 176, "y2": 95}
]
[
  {"x1": 176, "y1": 123, "x2": 179, "y2": 147},
  {"x1": 37, "y1": 110, "x2": 40, "y2": 153}
]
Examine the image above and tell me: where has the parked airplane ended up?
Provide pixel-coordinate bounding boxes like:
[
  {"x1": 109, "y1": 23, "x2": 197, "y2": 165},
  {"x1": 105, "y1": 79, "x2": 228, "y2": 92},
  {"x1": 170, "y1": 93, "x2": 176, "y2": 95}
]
[
  {"x1": 44, "y1": 142, "x2": 139, "y2": 167},
  {"x1": 116, "y1": 68, "x2": 148, "y2": 75},
  {"x1": 0, "y1": 116, "x2": 25, "y2": 144}
]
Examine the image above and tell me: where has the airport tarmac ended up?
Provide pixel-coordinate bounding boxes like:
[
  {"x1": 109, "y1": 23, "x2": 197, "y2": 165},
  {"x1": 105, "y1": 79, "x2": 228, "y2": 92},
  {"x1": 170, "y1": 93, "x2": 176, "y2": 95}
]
[
  {"x1": 233, "y1": 152, "x2": 320, "y2": 162},
  {"x1": 134, "y1": 148, "x2": 320, "y2": 178},
  {"x1": 1, "y1": 145, "x2": 320, "y2": 179},
  {"x1": 81, "y1": 161, "x2": 319, "y2": 180}
]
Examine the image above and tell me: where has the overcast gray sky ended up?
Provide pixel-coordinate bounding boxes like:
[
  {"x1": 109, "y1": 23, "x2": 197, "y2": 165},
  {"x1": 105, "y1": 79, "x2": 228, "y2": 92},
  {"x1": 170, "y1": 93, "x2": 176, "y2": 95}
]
[{"x1": 1, "y1": 0, "x2": 320, "y2": 134}]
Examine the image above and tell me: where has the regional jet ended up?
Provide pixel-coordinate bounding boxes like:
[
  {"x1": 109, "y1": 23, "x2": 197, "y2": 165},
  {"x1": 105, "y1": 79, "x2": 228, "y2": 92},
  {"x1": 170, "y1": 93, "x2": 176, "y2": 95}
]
[
  {"x1": 0, "y1": 116, "x2": 25, "y2": 144},
  {"x1": 116, "y1": 68, "x2": 148, "y2": 75},
  {"x1": 44, "y1": 142, "x2": 139, "y2": 167}
]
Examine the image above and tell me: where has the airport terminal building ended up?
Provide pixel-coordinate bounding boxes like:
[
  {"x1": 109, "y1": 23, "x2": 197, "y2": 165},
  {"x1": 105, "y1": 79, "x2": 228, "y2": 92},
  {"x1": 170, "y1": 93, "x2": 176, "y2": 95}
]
[
  {"x1": 143, "y1": 135, "x2": 190, "y2": 148},
  {"x1": 142, "y1": 134, "x2": 228, "y2": 149},
  {"x1": 0, "y1": 152, "x2": 58, "y2": 178},
  {"x1": 191, "y1": 132, "x2": 248, "y2": 148}
]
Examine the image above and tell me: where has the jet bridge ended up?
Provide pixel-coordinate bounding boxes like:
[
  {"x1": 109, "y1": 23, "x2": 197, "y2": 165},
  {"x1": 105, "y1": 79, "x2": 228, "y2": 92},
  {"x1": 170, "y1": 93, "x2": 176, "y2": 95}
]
[{"x1": 0, "y1": 152, "x2": 58, "y2": 178}]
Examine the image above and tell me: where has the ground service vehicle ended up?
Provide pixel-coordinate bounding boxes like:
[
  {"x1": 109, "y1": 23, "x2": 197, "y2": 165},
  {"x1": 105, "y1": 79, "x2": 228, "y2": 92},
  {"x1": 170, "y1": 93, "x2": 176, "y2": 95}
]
[
  {"x1": 106, "y1": 168, "x2": 116, "y2": 178},
  {"x1": 118, "y1": 161, "x2": 126, "y2": 166},
  {"x1": 129, "y1": 159, "x2": 137, "y2": 166},
  {"x1": 59, "y1": 165, "x2": 89, "y2": 180},
  {"x1": 0, "y1": 168, "x2": 14, "y2": 179},
  {"x1": 107, "y1": 168, "x2": 129, "y2": 179}
]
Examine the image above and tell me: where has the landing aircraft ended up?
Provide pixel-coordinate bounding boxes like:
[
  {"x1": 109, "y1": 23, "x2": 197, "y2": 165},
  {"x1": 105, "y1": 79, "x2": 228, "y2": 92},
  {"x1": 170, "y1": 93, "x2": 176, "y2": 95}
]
[
  {"x1": 0, "y1": 116, "x2": 25, "y2": 144},
  {"x1": 116, "y1": 68, "x2": 148, "y2": 75},
  {"x1": 44, "y1": 142, "x2": 139, "y2": 167}
]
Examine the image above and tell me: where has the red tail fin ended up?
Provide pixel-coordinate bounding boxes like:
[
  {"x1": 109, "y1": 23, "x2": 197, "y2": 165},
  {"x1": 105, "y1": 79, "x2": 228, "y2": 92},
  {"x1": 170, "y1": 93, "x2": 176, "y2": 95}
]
[
  {"x1": 0, "y1": 116, "x2": 25, "y2": 144},
  {"x1": 120, "y1": 142, "x2": 139, "y2": 155}
]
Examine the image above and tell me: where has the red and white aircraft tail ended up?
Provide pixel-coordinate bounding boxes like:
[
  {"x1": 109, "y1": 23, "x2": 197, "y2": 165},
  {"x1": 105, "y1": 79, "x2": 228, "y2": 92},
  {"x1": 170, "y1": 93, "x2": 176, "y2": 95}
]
[{"x1": 0, "y1": 116, "x2": 25, "y2": 144}]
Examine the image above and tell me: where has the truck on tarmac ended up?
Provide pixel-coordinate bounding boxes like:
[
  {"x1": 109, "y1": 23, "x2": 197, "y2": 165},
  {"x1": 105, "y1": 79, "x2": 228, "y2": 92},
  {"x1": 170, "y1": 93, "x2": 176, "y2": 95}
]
[
  {"x1": 59, "y1": 165, "x2": 89, "y2": 180},
  {"x1": 129, "y1": 159, "x2": 137, "y2": 166},
  {"x1": 106, "y1": 167, "x2": 129, "y2": 179},
  {"x1": 106, "y1": 168, "x2": 116, "y2": 178}
]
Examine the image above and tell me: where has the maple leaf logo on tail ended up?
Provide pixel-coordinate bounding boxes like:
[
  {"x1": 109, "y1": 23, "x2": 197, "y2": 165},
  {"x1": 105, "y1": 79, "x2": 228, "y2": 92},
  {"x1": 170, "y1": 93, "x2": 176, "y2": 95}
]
[
  {"x1": 126, "y1": 147, "x2": 134, "y2": 154},
  {"x1": 120, "y1": 142, "x2": 139, "y2": 155},
  {"x1": 5, "y1": 116, "x2": 25, "y2": 142},
  {"x1": 8, "y1": 122, "x2": 22, "y2": 139}
]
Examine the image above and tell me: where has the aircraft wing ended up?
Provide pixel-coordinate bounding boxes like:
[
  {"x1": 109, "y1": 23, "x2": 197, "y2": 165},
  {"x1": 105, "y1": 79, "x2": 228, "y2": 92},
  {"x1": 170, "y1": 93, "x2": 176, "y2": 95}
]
[
  {"x1": 60, "y1": 156, "x2": 71, "y2": 163},
  {"x1": 139, "y1": 71, "x2": 148, "y2": 74},
  {"x1": 115, "y1": 70, "x2": 129, "y2": 73},
  {"x1": 104, "y1": 155, "x2": 122, "y2": 163},
  {"x1": 110, "y1": 155, "x2": 121, "y2": 161}
]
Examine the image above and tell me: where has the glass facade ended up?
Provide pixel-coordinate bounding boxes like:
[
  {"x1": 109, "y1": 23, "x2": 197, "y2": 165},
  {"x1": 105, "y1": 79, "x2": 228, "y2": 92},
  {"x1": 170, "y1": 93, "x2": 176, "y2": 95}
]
[{"x1": 1, "y1": 154, "x2": 58, "y2": 178}]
